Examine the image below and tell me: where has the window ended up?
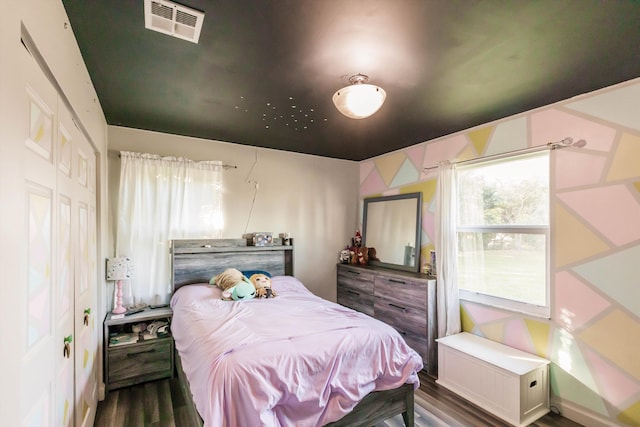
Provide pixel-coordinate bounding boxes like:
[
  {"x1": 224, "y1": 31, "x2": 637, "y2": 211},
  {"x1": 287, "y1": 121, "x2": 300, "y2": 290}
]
[{"x1": 456, "y1": 152, "x2": 550, "y2": 317}]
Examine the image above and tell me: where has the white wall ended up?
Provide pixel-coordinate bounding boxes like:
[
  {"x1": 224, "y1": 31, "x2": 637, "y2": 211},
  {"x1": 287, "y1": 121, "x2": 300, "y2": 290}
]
[{"x1": 107, "y1": 126, "x2": 359, "y2": 301}]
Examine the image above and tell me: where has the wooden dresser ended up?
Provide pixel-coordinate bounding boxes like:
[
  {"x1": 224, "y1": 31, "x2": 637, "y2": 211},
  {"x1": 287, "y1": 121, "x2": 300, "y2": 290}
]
[{"x1": 336, "y1": 263, "x2": 437, "y2": 376}]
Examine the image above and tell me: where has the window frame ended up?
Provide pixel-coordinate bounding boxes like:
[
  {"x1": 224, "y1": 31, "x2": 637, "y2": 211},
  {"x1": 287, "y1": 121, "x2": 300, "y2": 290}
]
[{"x1": 455, "y1": 152, "x2": 551, "y2": 318}]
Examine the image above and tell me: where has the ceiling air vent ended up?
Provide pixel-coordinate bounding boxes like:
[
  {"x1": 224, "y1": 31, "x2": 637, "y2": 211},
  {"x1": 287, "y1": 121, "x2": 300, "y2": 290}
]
[{"x1": 144, "y1": 0, "x2": 204, "y2": 44}]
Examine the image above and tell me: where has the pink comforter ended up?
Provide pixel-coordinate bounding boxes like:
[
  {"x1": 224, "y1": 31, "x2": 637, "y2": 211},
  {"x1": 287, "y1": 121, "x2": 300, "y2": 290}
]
[{"x1": 170, "y1": 276, "x2": 423, "y2": 427}]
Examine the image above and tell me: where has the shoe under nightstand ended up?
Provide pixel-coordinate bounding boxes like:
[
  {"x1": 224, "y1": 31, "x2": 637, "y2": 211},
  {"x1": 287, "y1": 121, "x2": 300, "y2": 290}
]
[{"x1": 104, "y1": 306, "x2": 174, "y2": 391}]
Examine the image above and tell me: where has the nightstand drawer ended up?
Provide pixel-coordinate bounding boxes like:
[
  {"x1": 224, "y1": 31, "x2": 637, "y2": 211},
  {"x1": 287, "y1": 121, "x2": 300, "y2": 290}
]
[{"x1": 108, "y1": 339, "x2": 173, "y2": 386}]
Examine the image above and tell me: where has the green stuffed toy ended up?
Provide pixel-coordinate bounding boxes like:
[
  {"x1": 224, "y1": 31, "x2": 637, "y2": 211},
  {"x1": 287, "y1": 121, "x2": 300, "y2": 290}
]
[
  {"x1": 213, "y1": 268, "x2": 255, "y2": 301},
  {"x1": 230, "y1": 279, "x2": 256, "y2": 301}
]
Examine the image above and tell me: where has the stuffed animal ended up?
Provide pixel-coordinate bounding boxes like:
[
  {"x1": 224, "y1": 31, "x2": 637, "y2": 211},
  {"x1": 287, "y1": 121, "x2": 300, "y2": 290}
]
[
  {"x1": 339, "y1": 248, "x2": 351, "y2": 264},
  {"x1": 350, "y1": 246, "x2": 369, "y2": 265},
  {"x1": 250, "y1": 273, "x2": 277, "y2": 298},
  {"x1": 368, "y1": 247, "x2": 380, "y2": 262},
  {"x1": 352, "y1": 230, "x2": 362, "y2": 247},
  {"x1": 211, "y1": 268, "x2": 245, "y2": 291},
  {"x1": 212, "y1": 268, "x2": 256, "y2": 301},
  {"x1": 358, "y1": 246, "x2": 369, "y2": 264},
  {"x1": 229, "y1": 279, "x2": 256, "y2": 301}
]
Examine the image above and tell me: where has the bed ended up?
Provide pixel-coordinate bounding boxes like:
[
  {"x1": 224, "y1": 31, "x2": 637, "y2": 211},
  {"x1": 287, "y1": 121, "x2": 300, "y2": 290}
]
[{"x1": 170, "y1": 238, "x2": 423, "y2": 426}]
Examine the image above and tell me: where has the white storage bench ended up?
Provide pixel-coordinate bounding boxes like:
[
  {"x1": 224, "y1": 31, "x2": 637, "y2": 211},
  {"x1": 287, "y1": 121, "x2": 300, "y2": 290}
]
[{"x1": 436, "y1": 332, "x2": 550, "y2": 426}]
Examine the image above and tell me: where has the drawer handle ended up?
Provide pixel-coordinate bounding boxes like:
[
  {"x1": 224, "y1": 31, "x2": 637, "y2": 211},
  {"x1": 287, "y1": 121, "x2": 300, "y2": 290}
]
[
  {"x1": 389, "y1": 303, "x2": 407, "y2": 311},
  {"x1": 127, "y1": 348, "x2": 156, "y2": 357},
  {"x1": 347, "y1": 270, "x2": 360, "y2": 276},
  {"x1": 346, "y1": 290, "x2": 360, "y2": 296},
  {"x1": 389, "y1": 279, "x2": 406, "y2": 284}
]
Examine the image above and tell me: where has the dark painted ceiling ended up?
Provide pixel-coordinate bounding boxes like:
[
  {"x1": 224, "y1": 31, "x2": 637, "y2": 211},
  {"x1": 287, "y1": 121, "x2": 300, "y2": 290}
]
[{"x1": 62, "y1": 0, "x2": 640, "y2": 161}]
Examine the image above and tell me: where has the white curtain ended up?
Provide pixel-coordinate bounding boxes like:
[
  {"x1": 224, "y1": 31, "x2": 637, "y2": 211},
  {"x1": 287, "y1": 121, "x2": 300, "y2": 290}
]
[
  {"x1": 116, "y1": 152, "x2": 223, "y2": 305},
  {"x1": 435, "y1": 161, "x2": 461, "y2": 337}
]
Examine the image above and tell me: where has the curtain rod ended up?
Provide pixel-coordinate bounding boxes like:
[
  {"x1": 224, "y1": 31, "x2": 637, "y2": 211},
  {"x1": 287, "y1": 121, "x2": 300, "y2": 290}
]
[
  {"x1": 423, "y1": 137, "x2": 587, "y2": 171},
  {"x1": 113, "y1": 152, "x2": 237, "y2": 170}
]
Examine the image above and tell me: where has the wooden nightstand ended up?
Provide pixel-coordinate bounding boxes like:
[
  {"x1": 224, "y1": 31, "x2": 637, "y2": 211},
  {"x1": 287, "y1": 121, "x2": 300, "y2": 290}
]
[{"x1": 104, "y1": 306, "x2": 174, "y2": 391}]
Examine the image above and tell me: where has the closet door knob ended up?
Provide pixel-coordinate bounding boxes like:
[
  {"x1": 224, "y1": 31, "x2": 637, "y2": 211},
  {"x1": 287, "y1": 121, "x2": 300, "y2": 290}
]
[{"x1": 63, "y1": 335, "x2": 73, "y2": 359}]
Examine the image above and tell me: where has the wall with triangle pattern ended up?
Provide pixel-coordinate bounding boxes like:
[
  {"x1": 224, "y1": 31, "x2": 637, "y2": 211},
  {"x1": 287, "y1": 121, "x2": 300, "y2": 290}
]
[{"x1": 360, "y1": 78, "x2": 640, "y2": 426}]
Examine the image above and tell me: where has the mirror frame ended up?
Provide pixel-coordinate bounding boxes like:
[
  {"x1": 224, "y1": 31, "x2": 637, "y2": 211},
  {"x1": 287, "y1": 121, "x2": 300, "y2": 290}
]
[{"x1": 362, "y1": 192, "x2": 422, "y2": 273}]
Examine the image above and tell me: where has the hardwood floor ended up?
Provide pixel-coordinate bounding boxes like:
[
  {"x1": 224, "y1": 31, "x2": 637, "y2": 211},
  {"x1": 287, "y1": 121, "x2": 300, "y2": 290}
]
[
  {"x1": 95, "y1": 378, "x2": 191, "y2": 427},
  {"x1": 415, "y1": 371, "x2": 582, "y2": 427},
  {"x1": 94, "y1": 370, "x2": 583, "y2": 427}
]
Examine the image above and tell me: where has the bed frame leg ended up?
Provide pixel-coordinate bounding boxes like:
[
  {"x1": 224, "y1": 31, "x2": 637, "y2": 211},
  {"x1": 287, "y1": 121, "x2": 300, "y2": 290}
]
[{"x1": 402, "y1": 386, "x2": 415, "y2": 426}]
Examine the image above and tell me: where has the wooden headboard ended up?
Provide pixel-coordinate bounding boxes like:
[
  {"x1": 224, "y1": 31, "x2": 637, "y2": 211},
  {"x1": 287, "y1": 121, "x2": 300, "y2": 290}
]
[{"x1": 171, "y1": 238, "x2": 294, "y2": 292}]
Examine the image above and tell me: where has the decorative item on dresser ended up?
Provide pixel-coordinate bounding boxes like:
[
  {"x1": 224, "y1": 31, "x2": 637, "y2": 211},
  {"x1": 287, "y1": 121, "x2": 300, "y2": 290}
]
[{"x1": 337, "y1": 262, "x2": 438, "y2": 376}]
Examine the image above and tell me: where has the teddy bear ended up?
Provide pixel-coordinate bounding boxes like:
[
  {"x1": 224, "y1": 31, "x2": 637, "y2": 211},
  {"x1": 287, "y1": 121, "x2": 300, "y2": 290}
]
[
  {"x1": 211, "y1": 268, "x2": 255, "y2": 301},
  {"x1": 249, "y1": 273, "x2": 277, "y2": 298},
  {"x1": 349, "y1": 246, "x2": 368, "y2": 265},
  {"x1": 211, "y1": 267, "x2": 244, "y2": 289},
  {"x1": 368, "y1": 247, "x2": 380, "y2": 262}
]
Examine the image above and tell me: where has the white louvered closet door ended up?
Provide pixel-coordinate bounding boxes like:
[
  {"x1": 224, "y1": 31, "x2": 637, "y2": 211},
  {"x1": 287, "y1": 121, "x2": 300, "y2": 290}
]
[{"x1": 16, "y1": 37, "x2": 98, "y2": 427}]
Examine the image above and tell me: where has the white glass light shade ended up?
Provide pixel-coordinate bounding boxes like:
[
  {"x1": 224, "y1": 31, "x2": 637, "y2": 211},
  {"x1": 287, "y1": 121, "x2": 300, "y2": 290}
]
[{"x1": 332, "y1": 83, "x2": 386, "y2": 119}]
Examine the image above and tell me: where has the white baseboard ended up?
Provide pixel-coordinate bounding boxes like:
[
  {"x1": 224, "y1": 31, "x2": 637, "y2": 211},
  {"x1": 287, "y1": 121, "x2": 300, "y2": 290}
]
[{"x1": 550, "y1": 398, "x2": 618, "y2": 427}]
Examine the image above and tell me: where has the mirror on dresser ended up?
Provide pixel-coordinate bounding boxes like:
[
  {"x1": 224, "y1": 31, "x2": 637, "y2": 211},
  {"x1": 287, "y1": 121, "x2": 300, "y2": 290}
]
[{"x1": 362, "y1": 192, "x2": 422, "y2": 273}]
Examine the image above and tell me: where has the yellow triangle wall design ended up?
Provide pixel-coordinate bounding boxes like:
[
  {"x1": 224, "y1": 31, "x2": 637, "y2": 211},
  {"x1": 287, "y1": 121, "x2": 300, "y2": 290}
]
[
  {"x1": 554, "y1": 204, "x2": 610, "y2": 267},
  {"x1": 468, "y1": 126, "x2": 494, "y2": 155}
]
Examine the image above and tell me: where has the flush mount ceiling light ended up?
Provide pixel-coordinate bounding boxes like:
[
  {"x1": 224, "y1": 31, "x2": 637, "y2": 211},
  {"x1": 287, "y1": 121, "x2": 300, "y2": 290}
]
[{"x1": 332, "y1": 74, "x2": 386, "y2": 119}]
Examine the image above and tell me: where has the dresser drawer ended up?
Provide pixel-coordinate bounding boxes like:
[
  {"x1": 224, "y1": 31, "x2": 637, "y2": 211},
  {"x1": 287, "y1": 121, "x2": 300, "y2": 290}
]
[
  {"x1": 108, "y1": 339, "x2": 173, "y2": 386},
  {"x1": 337, "y1": 286, "x2": 374, "y2": 316},
  {"x1": 402, "y1": 333, "x2": 428, "y2": 364},
  {"x1": 374, "y1": 296, "x2": 426, "y2": 336},
  {"x1": 374, "y1": 275, "x2": 427, "y2": 311},
  {"x1": 337, "y1": 265, "x2": 375, "y2": 294}
]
